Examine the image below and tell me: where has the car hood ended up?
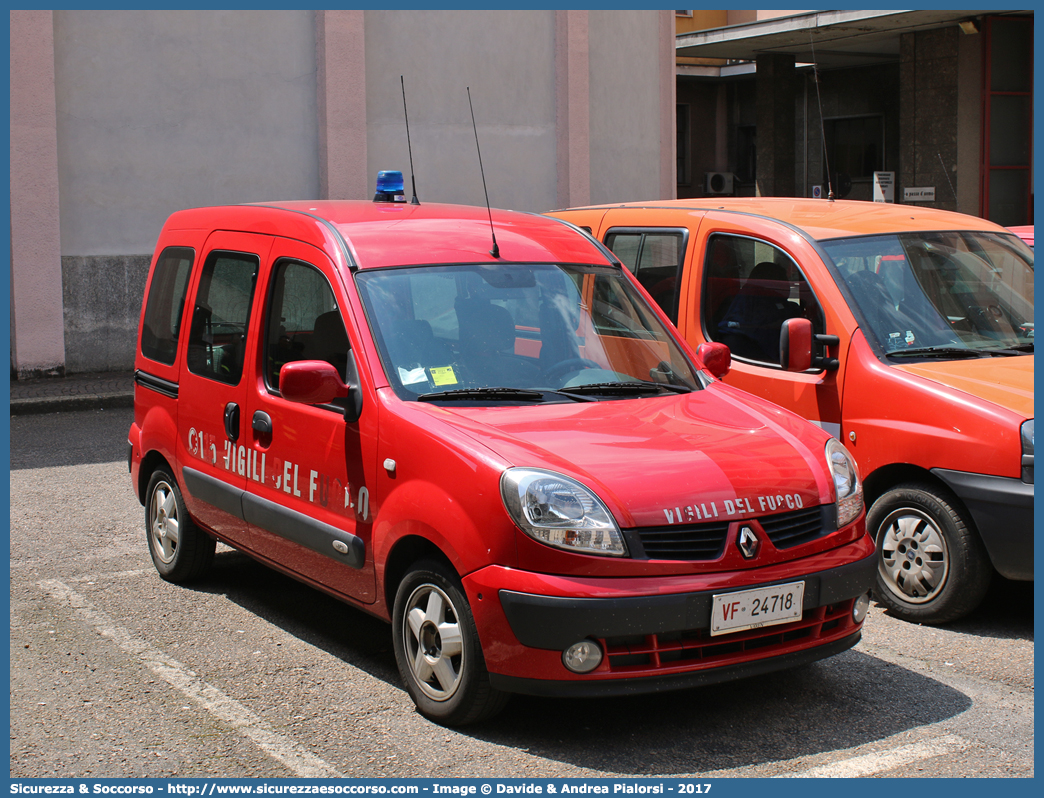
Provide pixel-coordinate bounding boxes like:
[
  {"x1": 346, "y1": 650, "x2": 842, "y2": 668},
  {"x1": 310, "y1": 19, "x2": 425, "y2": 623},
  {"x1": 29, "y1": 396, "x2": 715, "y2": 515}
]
[
  {"x1": 421, "y1": 386, "x2": 835, "y2": 529},
  {"x1": 894, "y1": 354, "x2": 1033, "y2": 419}
]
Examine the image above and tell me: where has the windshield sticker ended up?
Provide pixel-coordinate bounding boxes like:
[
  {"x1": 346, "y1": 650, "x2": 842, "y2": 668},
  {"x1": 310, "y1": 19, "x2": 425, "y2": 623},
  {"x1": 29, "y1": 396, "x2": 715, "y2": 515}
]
[
  {"x1": 429, "y1": 366, "x2": 458, "y2": 386},
  {"x1": 662, "y1": 492, "x2": 805, "y2": 524},
  {"x1": 398, "y1": 366, "x2": 427, "y2": 386}
]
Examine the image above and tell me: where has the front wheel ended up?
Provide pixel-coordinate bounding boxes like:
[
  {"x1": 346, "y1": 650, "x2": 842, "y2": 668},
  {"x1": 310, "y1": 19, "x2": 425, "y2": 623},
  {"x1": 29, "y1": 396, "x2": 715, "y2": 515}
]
[
  {"x1": 868, "y1": 483, "x2": 991, "y2": 624},
  {"x1": 392, "y1": 560, "x2": 509, "y2": 726},
  {"x1": 146, "y1": 468, "x2": 215, "y2": 583}
]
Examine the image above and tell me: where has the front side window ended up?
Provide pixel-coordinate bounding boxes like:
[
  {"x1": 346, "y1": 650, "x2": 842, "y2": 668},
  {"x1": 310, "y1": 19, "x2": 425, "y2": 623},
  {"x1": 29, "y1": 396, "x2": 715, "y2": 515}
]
[
  {"x1": 140, "y1": 247, "x2": 194, "y2": 365},
  {"x1": 264, "y1": 259, "x2": 349, "y2": 397},
  {"x1": 356, "y1": 262, "x2": 701, "y2": 404},
  {"x1": 822, "y1": 231, "x2": 1034, "y2": 356},
  {"x1": 604, "y1": 229, "x2": 686, "y2": 323},
  {"x1": 703, "y1": 235, "x2": 824, "y2": 367},
  {"x1": 186, "y1": 251, "x2": 258, "y2": 384}
]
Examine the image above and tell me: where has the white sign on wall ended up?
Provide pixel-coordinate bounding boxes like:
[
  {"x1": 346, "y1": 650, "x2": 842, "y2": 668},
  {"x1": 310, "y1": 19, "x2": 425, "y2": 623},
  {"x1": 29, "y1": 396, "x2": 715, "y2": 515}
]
[
  {"x1": 903, "y1": 186, "x2": 936, "y2": 202},
  {"x1": 873, "y1": 172, "x2": 895, "y2": 203}
]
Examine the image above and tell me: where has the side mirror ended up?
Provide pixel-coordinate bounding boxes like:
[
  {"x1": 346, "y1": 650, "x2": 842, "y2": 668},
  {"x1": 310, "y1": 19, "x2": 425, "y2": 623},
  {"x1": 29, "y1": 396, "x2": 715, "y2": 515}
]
[
  {"x1": 697, "y1": 341, "x2": 731, "y2": 379},
  {"x1": 281, "y1": 360, "x2": 350, "y2": 406},
  {"x1": 780, "y1": 318, "x2": 813, "y2": 372}
]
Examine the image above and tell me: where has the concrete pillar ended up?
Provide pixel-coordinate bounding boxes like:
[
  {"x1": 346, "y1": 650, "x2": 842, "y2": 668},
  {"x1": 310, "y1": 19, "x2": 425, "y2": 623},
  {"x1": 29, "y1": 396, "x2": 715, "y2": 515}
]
[
  {"x1": 10, "y1": 9, "x2": 66, "y2": 378},
  {"x1": 755, "y1": 53, "x2": 796, "y2": 197},
  {"x1": 900, "y1": 27, "x2": 963, "y2": 213},
  {"x1": 658, "y1": 9, "x2": 676, "y2": 200},
  {"x1": 316, "y1": 10, "x2": 369, "y2": 201},
  {"x1": 555, "y1": 10, "x2": 590, "y2": 209}
]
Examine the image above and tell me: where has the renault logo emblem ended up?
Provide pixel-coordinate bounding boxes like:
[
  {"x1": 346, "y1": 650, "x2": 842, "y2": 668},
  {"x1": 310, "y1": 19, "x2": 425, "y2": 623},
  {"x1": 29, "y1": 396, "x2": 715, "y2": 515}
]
[{"x1": 738, "y1": 526, "x2": 760, "y2": 559}]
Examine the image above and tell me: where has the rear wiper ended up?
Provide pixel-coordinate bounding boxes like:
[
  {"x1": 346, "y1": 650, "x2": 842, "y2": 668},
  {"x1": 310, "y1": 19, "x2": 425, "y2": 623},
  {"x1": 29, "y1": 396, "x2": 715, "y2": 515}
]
[
  {"x1": 417, "y1": 387, "x2": 546, "y2": 402},
  {"x1": 558, "y1": 381, "x2": 692, "y2": 397},
  {"x1": 887, "y1": 347, "x2": 990, "y2": 359}
]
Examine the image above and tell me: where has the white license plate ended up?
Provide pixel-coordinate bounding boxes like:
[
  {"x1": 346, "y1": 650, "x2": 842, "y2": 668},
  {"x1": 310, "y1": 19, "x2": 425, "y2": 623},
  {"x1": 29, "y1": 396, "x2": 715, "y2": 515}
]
[{"x1": 710, "y1": 581, "x2": 805, "y2": 636}]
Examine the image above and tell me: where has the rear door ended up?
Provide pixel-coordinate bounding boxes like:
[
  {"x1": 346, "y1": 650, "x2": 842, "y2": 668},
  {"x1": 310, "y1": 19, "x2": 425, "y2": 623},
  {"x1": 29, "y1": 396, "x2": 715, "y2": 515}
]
[
  {"x1": 241, "y1": 238, "x2": 377, "y2": 603},
  {"x1": 178, "y1": 232, "x2": 270, "y2": 544}
]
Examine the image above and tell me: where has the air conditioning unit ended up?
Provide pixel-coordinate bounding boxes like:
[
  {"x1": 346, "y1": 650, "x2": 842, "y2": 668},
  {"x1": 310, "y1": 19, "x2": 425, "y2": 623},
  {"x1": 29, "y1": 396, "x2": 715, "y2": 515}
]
[{"x1": 705, "y1": 172, "x2": 736, "y2": 195}]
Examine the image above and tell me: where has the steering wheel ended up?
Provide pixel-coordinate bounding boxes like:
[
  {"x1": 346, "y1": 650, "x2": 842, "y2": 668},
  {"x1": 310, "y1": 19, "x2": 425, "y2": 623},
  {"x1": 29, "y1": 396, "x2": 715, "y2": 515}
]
[{"x1": 544, "y1": 357, "x2": 602, "y2": 383}]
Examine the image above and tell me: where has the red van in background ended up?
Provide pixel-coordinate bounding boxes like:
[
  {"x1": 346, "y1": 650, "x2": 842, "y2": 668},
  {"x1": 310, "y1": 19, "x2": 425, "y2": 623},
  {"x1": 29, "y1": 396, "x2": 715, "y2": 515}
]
[{"x1": 549, "y1": 199, "x2": 1033, "y2": 624}]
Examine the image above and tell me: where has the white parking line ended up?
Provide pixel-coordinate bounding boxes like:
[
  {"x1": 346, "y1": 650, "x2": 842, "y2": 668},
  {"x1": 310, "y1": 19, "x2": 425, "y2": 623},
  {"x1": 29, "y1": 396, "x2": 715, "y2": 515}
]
[
  {"x1": 775, "y1": 734, "x2": 965, "y2": 778},
  {"x1": 38, "y1": 578, "x2": 343, "y2": 778}
]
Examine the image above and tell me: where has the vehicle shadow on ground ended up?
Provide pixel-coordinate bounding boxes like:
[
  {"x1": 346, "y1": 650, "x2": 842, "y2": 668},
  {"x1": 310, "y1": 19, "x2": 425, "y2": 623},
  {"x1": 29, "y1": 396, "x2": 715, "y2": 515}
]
[
  {"x1": 468, "y1": 650, "x2": 969, "y2": 774},
  {"x1": 189, "y1": 549, "x2": 971, "y2": 775},
  {"x1": 189, "y1": 548, "x2": 400, "y2": 679},
  {"x1": 877, "y1": 577, "x2": 1033, "y2": 642}
]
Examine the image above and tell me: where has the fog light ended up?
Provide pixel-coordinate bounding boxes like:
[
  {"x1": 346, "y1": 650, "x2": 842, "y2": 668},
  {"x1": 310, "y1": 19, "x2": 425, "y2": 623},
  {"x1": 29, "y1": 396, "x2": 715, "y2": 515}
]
[
  {"x1": 852, "y1": 592, "x2": 871, "y2": 623},
  {"x1": 562, "y1": 640, "x2": 603, "y2": 673}
]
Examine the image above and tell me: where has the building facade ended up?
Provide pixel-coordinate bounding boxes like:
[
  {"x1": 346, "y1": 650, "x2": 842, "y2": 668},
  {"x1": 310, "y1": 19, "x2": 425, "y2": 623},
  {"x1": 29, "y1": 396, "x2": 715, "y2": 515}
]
[
  {"x1": 674, "y1": 10, "x2": 1033, "y2": 227},
  {"x1": 9, "y1": 9, "x2": 676, "y2": 377}
]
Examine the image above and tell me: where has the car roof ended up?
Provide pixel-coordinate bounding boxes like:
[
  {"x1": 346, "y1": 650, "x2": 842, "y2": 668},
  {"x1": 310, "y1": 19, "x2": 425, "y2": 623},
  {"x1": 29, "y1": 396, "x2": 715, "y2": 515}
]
[
  {"x1": 553, "y1": 197, "x2": 1012, "y2": 241},
  {"x1": 164, "y1": 200, "x2": 611, "y2": 270}
]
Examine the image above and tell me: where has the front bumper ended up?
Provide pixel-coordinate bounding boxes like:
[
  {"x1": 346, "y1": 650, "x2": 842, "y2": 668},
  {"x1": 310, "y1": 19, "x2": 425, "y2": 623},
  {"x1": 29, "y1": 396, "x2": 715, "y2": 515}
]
[
  {"x1": 932, "y1": 468, "x2": 1034, "y2": 581},
  {"x1": 463, "y1": 535, "x2": 875, "y2": 697}
]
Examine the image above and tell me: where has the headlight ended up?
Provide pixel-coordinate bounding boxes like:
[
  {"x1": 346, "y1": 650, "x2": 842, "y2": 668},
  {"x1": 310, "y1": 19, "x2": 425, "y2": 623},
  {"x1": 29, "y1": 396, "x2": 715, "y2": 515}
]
[
  {"x1": 826, "y1": 438, "x2": 863, "y2": 528},
  {"x1": 500, "y1": 468, "x2": 627, "y2": 557},
  {"x1": 1021, "y1": 419, "x2": 1033, "y2": 483}
]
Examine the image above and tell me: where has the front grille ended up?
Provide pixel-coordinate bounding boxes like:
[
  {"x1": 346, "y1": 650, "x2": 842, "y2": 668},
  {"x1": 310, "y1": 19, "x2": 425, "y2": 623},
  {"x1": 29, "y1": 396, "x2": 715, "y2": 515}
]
[
  {"x1": 761, "y1": 505, "x2": 829, "y2": 549},
  {"x1": 635, "y1": 521, "x2": 730, "y2": 560},
  {"x1": 632, "y1": 505, "x2": 831, "y2": 560},
  {"x1": 602, "y1": 598, "x2": 857, "y2": 674}
]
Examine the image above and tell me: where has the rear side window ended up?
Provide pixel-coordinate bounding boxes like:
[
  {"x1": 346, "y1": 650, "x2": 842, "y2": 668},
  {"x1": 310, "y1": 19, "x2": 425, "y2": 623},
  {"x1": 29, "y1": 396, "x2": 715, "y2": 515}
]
[
  {"x1": 604, "y1": 229, "x2": 686, "y2": 324},
  {"x1": 186, "y1": 251, "x2": 258, "y2": 385},
  {"x1": 140, "y1": 247, "x2": 194, "y2": 365}
]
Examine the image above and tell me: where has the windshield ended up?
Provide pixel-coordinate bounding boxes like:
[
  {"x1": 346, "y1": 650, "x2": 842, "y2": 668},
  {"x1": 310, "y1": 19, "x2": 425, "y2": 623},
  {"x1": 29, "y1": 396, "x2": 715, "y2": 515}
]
[
  {"x1": 355, "y1": 262, "x2": 702, "y2": 402},
  {"x1": 821, "y1": 232, "x2": 1034, "y2": 355}
]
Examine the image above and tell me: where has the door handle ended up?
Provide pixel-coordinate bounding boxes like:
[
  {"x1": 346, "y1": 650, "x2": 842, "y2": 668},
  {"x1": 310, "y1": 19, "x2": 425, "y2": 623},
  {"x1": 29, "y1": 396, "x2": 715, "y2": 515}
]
[
  {"x1": 252, "y1": 411, "x2": 273, "y2": 436},
  {"x1": 224, "y1": 402, "x2": 240, "y2": 442}
]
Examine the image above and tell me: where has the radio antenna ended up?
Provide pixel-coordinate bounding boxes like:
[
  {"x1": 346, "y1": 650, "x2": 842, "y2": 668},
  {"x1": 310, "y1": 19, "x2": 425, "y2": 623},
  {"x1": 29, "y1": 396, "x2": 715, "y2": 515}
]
[
  {"x1": 809, "y1": 30, "x2": 834, "y2": 201},
  {"x1": 467, "y1": 86, "x2": 500, "y2": 259},
  {"x1": 401, "y1": 76, "x2": 419, "y2": 205}
]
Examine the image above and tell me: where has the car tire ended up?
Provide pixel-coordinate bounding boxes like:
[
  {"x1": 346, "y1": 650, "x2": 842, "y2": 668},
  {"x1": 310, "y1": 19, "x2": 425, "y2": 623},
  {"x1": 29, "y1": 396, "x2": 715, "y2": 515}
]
[
  {"x1": 145, "y1": 468, "x2": 215, "y2": 583},
  {"x1": 868, "y1": 483, "x2": 991, "y2": 624},
  {"x1": 392, "y1": 559, "x2": 509, "y2": 726}
]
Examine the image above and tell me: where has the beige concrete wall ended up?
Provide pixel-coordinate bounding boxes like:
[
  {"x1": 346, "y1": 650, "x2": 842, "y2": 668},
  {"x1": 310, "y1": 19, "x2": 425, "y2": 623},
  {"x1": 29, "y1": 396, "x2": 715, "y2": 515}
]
[
  {"x1": 10, "y1": 10, "x2": 66, "y2": 377},
  {"x1": 52, "y1": 10, "x2": 320, "y2": 256},
  {"x1": 363, "y1": 10, "x2": 559, "y2": 212},
  {"x1": 589, "y1": 9, "x2": 673, "y2": 203}
]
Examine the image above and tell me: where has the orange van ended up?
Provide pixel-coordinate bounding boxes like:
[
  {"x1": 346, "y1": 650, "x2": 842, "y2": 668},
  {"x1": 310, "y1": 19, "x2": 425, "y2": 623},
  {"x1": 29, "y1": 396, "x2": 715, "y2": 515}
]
[{"x1": 548, "y1": 199, "x2": 1033, "y2": 623}]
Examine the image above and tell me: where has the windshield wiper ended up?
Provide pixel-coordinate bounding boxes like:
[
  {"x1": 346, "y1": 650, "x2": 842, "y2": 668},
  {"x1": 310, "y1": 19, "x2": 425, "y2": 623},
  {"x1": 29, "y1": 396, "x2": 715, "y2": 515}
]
[
  {"x1": 558, "y1": 381, "x2": 692, "y2": 397},
  {"x1": 417, "y1": 387, "x2": 547, "y2": 402},
  {"x1": 416, "y1": 387, "x2": 594, "y2": 403},
  {"x1": 887, "y1": 347, "x2": 994, "y2": 359}
]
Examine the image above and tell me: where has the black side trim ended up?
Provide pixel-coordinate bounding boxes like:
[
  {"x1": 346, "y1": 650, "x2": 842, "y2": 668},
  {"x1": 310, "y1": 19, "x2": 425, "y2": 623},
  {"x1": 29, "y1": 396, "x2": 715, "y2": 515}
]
[
  {"x1": 134, "y1": 370, "x2": 179, "y2": 399},
  {"x1": 183, "y1": 467, "x2": 245, "y2": 520},
  {"x1": 242, "y1": 492, "x2": 365, "y2": 569},
  {"x1": 931, "y1": 468, "x2": 1034, "y2": 580},
  {"x1": 182, "y1": 467, "x2": 366, "y2": 569},
  {"x1": 499, "y1": 551, "x2": 876, "y2": 650},
  {"x1": 489, "y1": 631, "x2": 861, "y2": 698}
]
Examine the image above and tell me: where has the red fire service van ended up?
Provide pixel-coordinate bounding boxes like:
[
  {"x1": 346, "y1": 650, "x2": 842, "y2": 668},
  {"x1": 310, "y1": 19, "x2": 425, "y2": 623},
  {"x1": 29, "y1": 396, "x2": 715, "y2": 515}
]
[{"x1": 130, "y1": 173, "x2": 874, "y2": 725}]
